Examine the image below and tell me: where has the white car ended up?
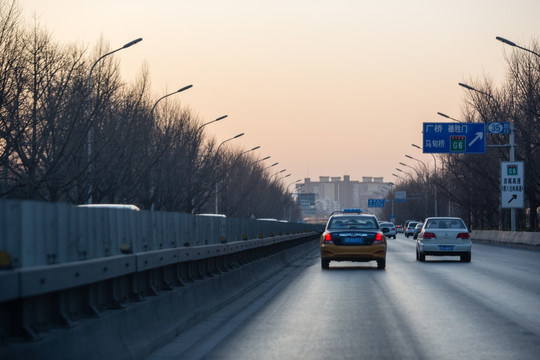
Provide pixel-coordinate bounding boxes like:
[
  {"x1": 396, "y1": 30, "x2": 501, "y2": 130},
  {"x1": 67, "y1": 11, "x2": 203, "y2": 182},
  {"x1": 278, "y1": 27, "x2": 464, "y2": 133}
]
[
  {"x1": 416, "y1": 217, "x2": 471, "y2": 262},
  {"x1": 379, "y1": 222, "x2": 397, "y2": 239}
]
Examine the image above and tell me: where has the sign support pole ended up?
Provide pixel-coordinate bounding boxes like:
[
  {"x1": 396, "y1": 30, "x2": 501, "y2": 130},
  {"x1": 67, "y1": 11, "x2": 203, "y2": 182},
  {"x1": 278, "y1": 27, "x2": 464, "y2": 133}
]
[{"x1": 510, "y1": 125, "x2": 516, "y2": 232}]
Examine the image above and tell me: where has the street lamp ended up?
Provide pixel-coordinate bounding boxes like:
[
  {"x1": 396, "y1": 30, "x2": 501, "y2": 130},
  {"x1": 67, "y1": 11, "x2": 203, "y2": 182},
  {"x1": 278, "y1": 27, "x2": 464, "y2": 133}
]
[
  {"x1": 396, "y1": 167, "x2": 413, "y2": 180},
  {"x1": 86, "y1": 37, "x2": 142, "y2": 204},
  {"x1": 197, "y1": 115, "x2": 228, "y2": 133},
  {"x1": 287, "y1": 179, "x2": 302, "y2": 193},
  {"x1": 412, "y1": 144, "x2": 438, "y2": 216},
  {"x1": 400, "y1": 161, "x2": 428, "y2": 217},
  {"x1": 437, "y1": 112, "x2": 461, "y2": 123},
  {"x1": 459, "y1": 82, "x2": 517, "y2": 231},
  {"x1": 400, "y1": 162, "x2": 423, "y2": 179},
  {"x1": 459, "y1": 82, "x2": 503, "y2": 121},
  {"x1": 272, "y1": 169, "x2": 286, "y2": 179},
  {"x1": 277, "y1": 173, "x2": 291, "y2": 182},
  {"x1": 150, "y1": 85, "x2": 193, "y2": 210},
  {"x1": 496, "y1": 36, "x2": 540, "y2": 57},
  {"x1": 264, "y1": 162, "x2": 278, "y2": 170},
  {"x1": 214, "y1": 133, "x2": 245, "y2": 214},
  {"x1": 254, "y1": 156, "x2": 271, "y2": 164},
  {"x1": 239, "y1": 146, "x2": 260, "y2": 156},
  {"x1": 285, "y1": 178, "x2": 301, "y2": 222},
  {"x1": 151, "y1": 85, "x2": 193, "y2": 118},
  {"x1": 216, "y1": 133, "x2": 244, "y2": 153}
]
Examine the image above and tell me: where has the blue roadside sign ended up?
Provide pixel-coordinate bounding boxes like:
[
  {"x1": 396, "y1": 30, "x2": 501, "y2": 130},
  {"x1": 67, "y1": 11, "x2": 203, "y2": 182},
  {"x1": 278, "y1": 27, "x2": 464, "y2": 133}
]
[
  {"x1": 368, "y1": 199, "x2": 385, "y2": 208},
  {"x1": 423, "y1": 122, "x2": 486, "y2": 154}
]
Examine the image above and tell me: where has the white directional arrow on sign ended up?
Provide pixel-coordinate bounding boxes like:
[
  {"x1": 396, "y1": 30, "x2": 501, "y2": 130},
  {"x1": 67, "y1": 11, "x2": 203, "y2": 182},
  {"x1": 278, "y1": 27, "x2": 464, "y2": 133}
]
[{"x1": 468, "y1": 131, "x2": 484, "y2": 147}]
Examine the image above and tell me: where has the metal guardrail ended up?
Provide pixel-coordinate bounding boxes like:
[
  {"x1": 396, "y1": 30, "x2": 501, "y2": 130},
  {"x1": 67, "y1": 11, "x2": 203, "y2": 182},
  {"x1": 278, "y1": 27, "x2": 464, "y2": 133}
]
[
  {"x1": 0, "y1": 199, "x2": 320, "y2": 344},
  {"x1": 0, "y1": 200, "x2": 319, "y2": 268}
]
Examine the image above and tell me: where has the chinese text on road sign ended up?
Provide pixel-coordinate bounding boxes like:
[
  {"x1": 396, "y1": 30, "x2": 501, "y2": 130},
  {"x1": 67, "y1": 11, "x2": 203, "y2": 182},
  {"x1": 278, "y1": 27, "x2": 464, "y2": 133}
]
[
  {"x1": 500, "y1": 161, "x2": 524, "y2": 209},
  {"x1": 423, "y1": 123, "x2": 486, "y2": 154}
]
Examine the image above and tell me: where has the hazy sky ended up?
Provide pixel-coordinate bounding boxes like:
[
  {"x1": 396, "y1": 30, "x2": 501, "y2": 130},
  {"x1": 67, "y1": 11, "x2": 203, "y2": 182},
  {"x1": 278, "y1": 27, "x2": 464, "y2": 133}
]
[{"x1": 19, "y1": 0, "x2": 540, "y2": 186}]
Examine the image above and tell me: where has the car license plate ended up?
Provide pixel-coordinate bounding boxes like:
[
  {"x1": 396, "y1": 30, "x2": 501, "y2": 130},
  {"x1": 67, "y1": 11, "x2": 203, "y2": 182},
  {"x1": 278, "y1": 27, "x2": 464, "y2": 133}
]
[
  {"x1": 343, "y1": 237, "x2": 364, "y2": 245},
  {"x1": 439, "y1": 245, "x2": 454, "y2": 251}
]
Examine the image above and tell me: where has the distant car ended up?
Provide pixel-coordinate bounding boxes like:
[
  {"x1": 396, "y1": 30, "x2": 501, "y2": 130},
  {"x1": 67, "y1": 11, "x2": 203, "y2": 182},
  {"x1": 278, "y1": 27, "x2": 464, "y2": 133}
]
[
  {"x1": 320, "y1": 209, "x2": 388, "y2": 269},
  {"x1": 379, "y1": 221, "x2": 396, "y2": 239},
  {"x1": 412, "y1": 223, "x2": 423, "y2": 239},
  {"x1": 405, "y1": 221, "x2": 420, "y2": 238},
  {"x1": 404, "y1": 220, "x2": 416, "y2": 230},
  {"x1": 416, "y1": 217, "x2": 471, "y2": 262},
  {"x1": 395, "y1": 224, "x2": 403, "y2": 233}
]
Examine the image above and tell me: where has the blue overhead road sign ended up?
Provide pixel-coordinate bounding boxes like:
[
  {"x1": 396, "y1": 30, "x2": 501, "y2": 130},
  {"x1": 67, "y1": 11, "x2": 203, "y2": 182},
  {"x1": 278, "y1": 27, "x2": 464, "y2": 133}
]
[
  {"x1": 423, "y1": 122, "x2": 486, "y2": 154},
  {"x1": 368, "y1": 199, "x2": 385, "y2": 208}
]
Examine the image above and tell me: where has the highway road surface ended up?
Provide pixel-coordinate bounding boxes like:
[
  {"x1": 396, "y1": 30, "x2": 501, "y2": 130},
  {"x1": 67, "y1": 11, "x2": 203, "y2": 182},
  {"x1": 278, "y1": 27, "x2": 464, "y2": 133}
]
[{"x1": 146, "y1": 234, "x2": 540, "y2": 360}]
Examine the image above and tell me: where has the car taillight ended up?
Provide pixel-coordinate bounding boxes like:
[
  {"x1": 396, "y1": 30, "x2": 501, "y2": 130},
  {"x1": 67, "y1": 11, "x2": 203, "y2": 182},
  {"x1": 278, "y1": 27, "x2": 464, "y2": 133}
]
[
  {"x1": 422, "y1": 232, "x2": 436, "y2": 239},
  {"x1": 324, "y1": 233, "x2": 333, "y2": 243},
  {"x1": 374, "y1": 233, "x2": 383, "y2": 243},
  {"x1": 457, "y1": 232, "x2": 470, "y2": 239}
]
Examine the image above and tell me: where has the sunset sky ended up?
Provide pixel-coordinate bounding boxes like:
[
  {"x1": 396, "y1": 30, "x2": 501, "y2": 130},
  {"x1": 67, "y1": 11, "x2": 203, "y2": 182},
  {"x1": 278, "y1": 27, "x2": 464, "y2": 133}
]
[{"x1": 19, "y1": 0, "x2": 540, "y2": 186}]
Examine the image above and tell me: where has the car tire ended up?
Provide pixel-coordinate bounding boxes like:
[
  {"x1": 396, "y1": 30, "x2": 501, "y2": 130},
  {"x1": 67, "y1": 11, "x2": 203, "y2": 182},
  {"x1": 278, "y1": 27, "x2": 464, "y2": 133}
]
[
  {"x1": 321, "y1": 259, "x2": 330, "y2": 269},
  {"x1": 417, "y1": 248, "x2": 425, "y2": 262},
  {"x1": 460, "y1": 253, "x2": 471, "y2": 262},
  {"x1": 377, "y1": 259, "x2": 386, "y2": 269}
]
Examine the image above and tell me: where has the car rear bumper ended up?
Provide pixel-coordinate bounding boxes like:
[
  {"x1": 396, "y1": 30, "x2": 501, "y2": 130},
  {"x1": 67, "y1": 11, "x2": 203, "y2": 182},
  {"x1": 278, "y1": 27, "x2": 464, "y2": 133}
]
[{"x1": 320, "y1": 243, "x2": 386, "y2": 262}]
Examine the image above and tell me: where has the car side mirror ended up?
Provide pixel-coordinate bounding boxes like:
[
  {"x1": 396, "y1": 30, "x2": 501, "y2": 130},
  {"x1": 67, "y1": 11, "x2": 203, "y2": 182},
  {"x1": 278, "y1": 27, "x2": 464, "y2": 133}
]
[{"x1": 381, "y1": 227, "x2": 389, "y2": 233}]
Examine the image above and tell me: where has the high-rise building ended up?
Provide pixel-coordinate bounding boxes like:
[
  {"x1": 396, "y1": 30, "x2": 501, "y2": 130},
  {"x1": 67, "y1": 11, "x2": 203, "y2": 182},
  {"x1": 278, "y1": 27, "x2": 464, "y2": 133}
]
[{"x1": 296, "y1": 175, "x2": 392, "y2": 221}]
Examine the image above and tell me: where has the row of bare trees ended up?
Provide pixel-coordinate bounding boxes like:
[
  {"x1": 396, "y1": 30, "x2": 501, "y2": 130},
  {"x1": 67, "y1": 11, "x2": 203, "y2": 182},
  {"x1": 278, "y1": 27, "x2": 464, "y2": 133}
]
[
  {"x1": 0, "y1": 1, "x2": 301, "y2": 220},
  {"x1": 382, "y1": 38, "x2": 540, "y2": 231}
]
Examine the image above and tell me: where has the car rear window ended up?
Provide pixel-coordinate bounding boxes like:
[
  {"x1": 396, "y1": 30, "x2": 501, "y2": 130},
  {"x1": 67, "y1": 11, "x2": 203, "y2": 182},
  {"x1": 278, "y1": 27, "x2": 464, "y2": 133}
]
[
  {"x1": 329, "y1": 216, "x2": 378, "y2": 229},
  {"x1": 425, "y1": 219, "x2": 466, "y2": 229}
]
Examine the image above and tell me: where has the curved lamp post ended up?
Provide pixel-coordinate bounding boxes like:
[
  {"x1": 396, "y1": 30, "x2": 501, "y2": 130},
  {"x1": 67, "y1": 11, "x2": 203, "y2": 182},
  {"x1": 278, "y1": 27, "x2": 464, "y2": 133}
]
[
  {"x1": 214, "y1": 133, "x2": 244, "y2": 213},
  {"x1": 496, "y1": 35, "x2": 538, "y2": 231},
  {"x1": 285, "y1": 178, "x2": 301, "y2": 221},
  {"x1": 151, "y1": 85, "x2": 193, "y2": 118},
  {"x1": 272, "y1": 169, "x2": 286, "y2": 180},
  {"x1": 399, "y1": 162, "x2": 422, "y2": 179},
  {"x1": 287, "y1": 179, "x2": 302, "y2": 193},
  {"x1": 239, "y1": 146, "x2": 261, "y2": 156},
  {"x1": 459, "y1": 82, "x2": 516, "y2": 230},
  {"x1": 263, "y1": 162, "x2": 278, "y2": 170},
  {"x1": 458, "y1": 82, "x2": 503, "y2": 121},
  {"x1": 395, "y1": 167, "x2": 413, "y2": 180},
  {"x1": 216, "y1": 133, "x2": 244, "y2": 153},
  {"x1": 412, "y1": 144, "x2": 438, "y2": 216},
  {"x1": 277, "y1": 173, "x2": 291, "y2": 182},
  {"x1": 437, "y1": 112, "x2": 461, "y2": 123},
  {"x1": 197, "y1": 115, "x2": 228, "y2": 133},
  {"x1": 86, "y1": 37, "x2": 143, "y2": 204},
  {"x1": 254, "y1": 156, "x2": 271, "y2": 164},
  {"x1": 496, "y1": 36, "x2": 540, "y2": 57},
  {"x1": 400, "y1": 161, "x2": 428, "y2": 217},
  {"x1": 150, "y1": 85, "x2": 193, "y2": 210}
]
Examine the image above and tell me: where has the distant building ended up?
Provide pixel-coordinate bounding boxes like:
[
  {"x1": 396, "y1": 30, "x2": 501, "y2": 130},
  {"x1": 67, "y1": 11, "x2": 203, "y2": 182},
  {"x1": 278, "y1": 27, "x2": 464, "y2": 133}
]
[{"x1": 296, "y1": 175, "x2": 392, "y2": 222}]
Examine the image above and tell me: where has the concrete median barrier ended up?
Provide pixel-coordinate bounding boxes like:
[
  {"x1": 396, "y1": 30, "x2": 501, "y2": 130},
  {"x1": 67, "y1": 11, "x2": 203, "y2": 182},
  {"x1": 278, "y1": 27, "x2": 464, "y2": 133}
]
[{"x1": 0, "y1": 237, "x2": 318, "y2": 360}]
